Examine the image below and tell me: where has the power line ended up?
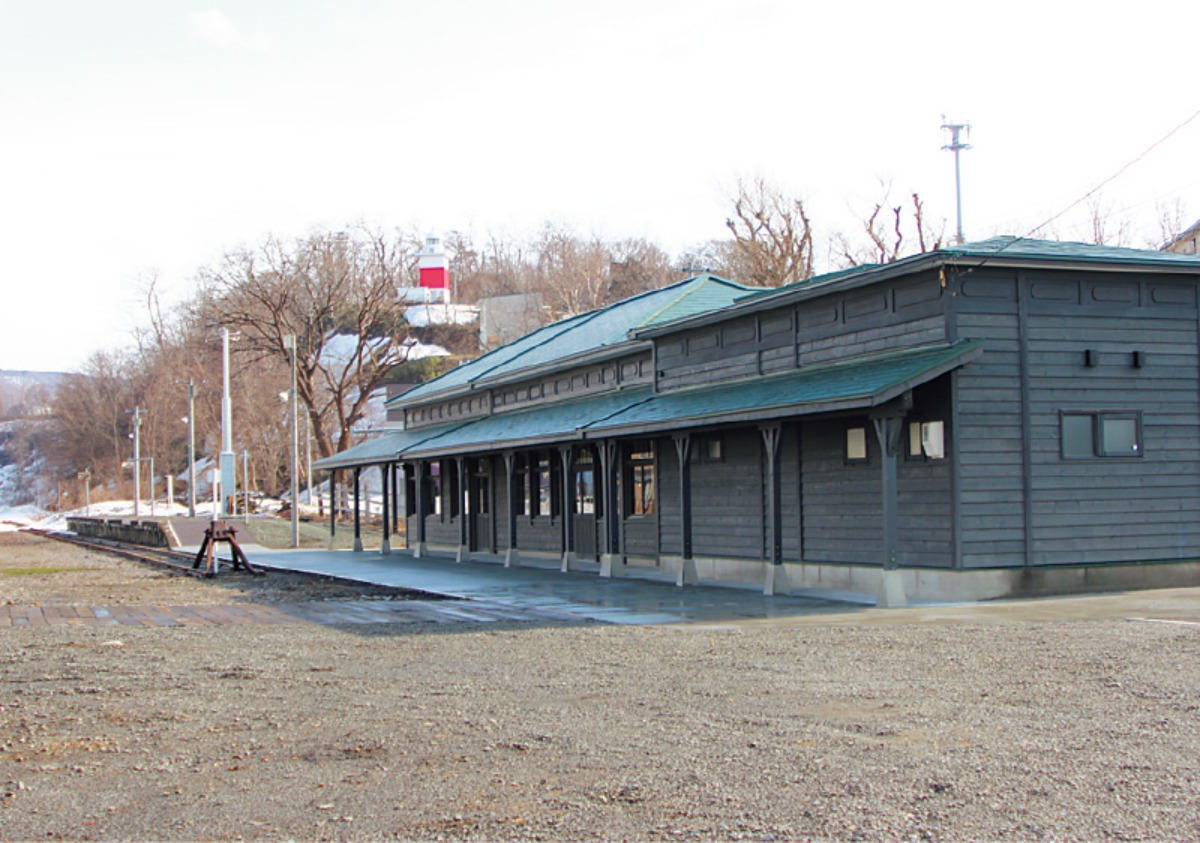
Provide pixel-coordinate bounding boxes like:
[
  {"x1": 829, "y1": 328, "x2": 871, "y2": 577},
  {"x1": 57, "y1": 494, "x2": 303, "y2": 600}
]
[
  {"x1": 955, "y1": 108, "x2": 1200, "y2": 274},
  {"x1": 1026, "y1": 109, "x2": 1200, "y2": 239}
]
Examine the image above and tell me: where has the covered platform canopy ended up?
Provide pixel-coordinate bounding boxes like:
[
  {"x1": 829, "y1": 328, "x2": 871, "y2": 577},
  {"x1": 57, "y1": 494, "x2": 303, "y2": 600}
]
[{"x1": 326, "y1": 340, "x2": 982, "y2": 466}]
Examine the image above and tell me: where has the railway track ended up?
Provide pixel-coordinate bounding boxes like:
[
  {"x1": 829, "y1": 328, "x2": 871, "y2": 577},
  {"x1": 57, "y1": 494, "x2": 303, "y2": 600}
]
[{"x1": 22, "y1": 528, "x2": 228, "y2": 578}]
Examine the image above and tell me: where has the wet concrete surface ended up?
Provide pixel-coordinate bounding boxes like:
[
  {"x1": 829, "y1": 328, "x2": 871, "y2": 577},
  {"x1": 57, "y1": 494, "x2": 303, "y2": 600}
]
[{"x1": 207, "y1": 544, "x2": 1200, "y2": 628}]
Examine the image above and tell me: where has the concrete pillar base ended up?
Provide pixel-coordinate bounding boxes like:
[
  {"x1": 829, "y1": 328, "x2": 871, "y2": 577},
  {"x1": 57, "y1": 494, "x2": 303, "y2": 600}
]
[
  {"x1": 877, "y1": 569, "x2": 908, "y2": 608},
  {"x1": 413, "y1": 541, "x2": 428, "y2": 559},
  {"x1": 676, "y1": 557, "x2": 698, "y2": 587},
  {"x1": 380, "y1": 539, "x2": 391, "y2": 555},
  {"x1": 503, "y1": 548, "x2": 521, "y2": 568},
  {"x1": 455, "y1": 545, "x2": 470, "y2": 563},
  {"x1": 599, "y1": 553, "x2": 626, "y2": 578},
  {"x1": 353, "y1": 538, "x2": 364, "y2": 553},
  {"x1": 763, "y1": 563, "x2": 789, "y2": 596},
  {"x1": 560, "y1": 551, "x2": 576, "y2": 573}
]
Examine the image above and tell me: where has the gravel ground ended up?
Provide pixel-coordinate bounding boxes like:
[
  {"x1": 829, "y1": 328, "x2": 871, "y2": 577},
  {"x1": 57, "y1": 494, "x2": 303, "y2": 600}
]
[{"x1": 2, "y1": 530, "x2": 1199, "y2": 841}]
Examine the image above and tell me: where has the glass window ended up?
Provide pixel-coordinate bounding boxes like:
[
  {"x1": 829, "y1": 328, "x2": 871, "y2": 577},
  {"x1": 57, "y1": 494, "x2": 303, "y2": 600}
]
[
  {"x1": 908, "y1": 420, "x2": 947, "y2": 460},
  {"x1": 536, "y1": 454, "x2": 552, "y2": 517},
  {"x1": 700, "y1": 436, "x2": 723, "y2": 463},
  {"x1": 429, "y1": 461, "x2": 442, "y2": 516},
  {"x1": 846, "y1": 426, "x2": 868, "y2": 463},
  {"x1": 1100, "y1": 416, "x2": 1140, "y2": 457},
  {"x1": 1062, "y1": 414, "x2": 1094, "y2": 459},
  {"x1": 1062, "y1": 412, "x2": 1141, "y2": 459},
  {"x1": 515, "y1": 454, "x2": 530, "y2": 516},
  {"x1": 626, "y1": 443, "x2": 655, "y2": 516},
  {"x1": 575, "y1": 449, "x2": 595, "y2": 515}
]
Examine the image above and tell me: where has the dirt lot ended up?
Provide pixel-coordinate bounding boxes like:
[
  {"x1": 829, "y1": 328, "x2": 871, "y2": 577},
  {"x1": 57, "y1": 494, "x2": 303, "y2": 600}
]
[{"x1": 2, "y1": 530, "x2": 1199, "y2": 841}]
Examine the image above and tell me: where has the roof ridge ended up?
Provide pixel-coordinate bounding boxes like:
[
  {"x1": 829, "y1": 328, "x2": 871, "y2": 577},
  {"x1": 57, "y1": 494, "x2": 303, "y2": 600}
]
[{"x1": 633, "y1": 275, "x2": 747, "y2": 330}]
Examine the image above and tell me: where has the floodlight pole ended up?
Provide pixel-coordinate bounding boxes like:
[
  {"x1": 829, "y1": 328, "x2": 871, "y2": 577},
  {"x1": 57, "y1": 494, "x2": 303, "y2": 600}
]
[
  {"x1": 284, "y1": 334, "x2": 300, "y2": 548},
  {"x1": 219, "y1": 328, "x2": 236, "y2": 518},
  {"x1": 941, "y1": 117, "x2": 971, "y2": 245},
  {"x1": 129, "y1": 407, "x2": 145, "y2": 518}
]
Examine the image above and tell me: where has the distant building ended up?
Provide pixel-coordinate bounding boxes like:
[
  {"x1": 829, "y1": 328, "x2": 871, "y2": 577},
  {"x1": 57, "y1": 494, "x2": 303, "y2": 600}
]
[
  {"x1": 479, "y1": 292, "x2": 544, "y2": 350},
  {"x1": 1164, "y1": 219, "x2": 1200, "y2": 255}
]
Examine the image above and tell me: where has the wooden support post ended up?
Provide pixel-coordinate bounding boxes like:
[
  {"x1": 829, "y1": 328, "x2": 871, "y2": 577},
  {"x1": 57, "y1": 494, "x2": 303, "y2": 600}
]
[
  {"x1": 502, "y1": 451, "x2": 519, "y2": 567},
  {"x1": 598, "y1": 440, "x2": 624, "y2": 578},
  {"x1": 872, "y1": 412, "x2": 907, "y2": 608},
  {"x1": 328, "y1": 470, "x2": 337, "y2": 549},
  {"x1": 673, "y1": 434, "x2": 697, "y2": 587},
  {"x1": 760, "y1": 424, "x2": 785, "y2": 595},
  {"x1": 456, "y1": 458, "x2": 469, "y2": 562},
  {"x1": 559, "y1": 446, "x2": 575, "y2": 572},
  {"x1": 353, "y1": 467, "x2": 363, "y2": 552},
  {"x1": 380, "y1": 463, "x2": 391, "y2": 555},
  {"x1": 413, "y1": 460, "x2": 428, "y2": 557}
]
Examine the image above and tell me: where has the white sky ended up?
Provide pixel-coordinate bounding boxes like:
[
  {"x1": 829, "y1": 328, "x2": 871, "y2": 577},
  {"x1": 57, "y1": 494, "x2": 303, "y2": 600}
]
[{"x1": 3, "y1": 0, "x2": 1198, "y2": 373}]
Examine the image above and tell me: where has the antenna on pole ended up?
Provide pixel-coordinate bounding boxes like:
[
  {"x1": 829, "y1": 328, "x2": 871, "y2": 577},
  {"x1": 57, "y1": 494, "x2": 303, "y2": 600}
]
[{"x1": 941, "y1": 116, "x2": 972, "y2": 244}]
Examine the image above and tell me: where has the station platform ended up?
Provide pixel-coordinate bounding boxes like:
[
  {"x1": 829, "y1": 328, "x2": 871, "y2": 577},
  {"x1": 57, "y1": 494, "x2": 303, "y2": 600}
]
[{"x1": 204, "y1": 544, "x2": 850, "y2": 626}]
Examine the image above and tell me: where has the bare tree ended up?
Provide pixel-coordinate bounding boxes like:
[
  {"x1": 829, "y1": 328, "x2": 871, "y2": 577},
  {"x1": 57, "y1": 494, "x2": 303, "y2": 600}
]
[
  {"x1": 724, "y1": 177, "x2": 815, "y2": 287},
  {"x1": 199, "y1": 227, "x2": 420, "y2": 460},
  {"x1": 835, "y1": 187, "x2": 945, "y2": 267}
]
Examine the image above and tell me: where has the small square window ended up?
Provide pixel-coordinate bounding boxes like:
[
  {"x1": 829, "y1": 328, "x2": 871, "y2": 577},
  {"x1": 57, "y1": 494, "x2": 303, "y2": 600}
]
[
  {"x1": 700, "y1": 436, "x2": 723, "y2": 463},
  {"x1": 1100, "y1": 416, "x2": 1139, "y2": 457},
  {"x1": 907, "y1": 420, "x2": 947, "y2": 460},
  {"x1": 1061, "y1": 411, "x2": 1142, "y2": 459},
  {"x1": 846, "y1": 426, "x2": 868, "y2": 463},
  {"x1": 1062, "y1": 414, "x2": 1094, "y2": 459}
]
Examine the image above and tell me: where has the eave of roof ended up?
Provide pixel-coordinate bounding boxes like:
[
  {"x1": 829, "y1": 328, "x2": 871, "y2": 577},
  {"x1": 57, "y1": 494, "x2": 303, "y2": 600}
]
[
  {"x1": 400, "y1": 387, "x2": 654, "y2": 459},
  {"x1": 584, "y1": 340, "x2": 983, "y2": 438},
  {"x1": 632, "y1": 237, "x2": 1200, "y2": 340},
  {"x1": 311, "y1": 421, "x2": 467, "y2": 471}
]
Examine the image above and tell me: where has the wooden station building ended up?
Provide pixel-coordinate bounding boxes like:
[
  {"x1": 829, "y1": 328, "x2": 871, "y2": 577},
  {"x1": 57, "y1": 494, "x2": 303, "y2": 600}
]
[{"x1": 315, "y1": 238, "x2": 1200, "y2": 603}]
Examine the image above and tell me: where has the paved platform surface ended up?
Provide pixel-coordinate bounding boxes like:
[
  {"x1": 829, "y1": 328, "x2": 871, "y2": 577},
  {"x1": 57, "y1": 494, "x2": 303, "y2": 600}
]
[
  {"x1": 0, "y1": 598, "x2": 576, "y2": 629},
  {"x1": 218, "y1": 545, "x2": 870, "y2": 626}
]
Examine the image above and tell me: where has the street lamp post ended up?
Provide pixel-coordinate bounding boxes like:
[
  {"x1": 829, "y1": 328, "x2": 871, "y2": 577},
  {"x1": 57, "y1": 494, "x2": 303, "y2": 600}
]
[
  {"x1": 177, "y1": 378, "x2": 197, "y2": 518},
  {"x1": 284, "y1": 334, "x2": 300, "y2": 548}
]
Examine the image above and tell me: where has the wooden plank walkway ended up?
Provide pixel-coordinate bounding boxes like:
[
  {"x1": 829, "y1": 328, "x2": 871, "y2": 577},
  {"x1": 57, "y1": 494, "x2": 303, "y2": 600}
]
[{"x1": 0, "y1": 599, "x2": 577, "y2": 629}]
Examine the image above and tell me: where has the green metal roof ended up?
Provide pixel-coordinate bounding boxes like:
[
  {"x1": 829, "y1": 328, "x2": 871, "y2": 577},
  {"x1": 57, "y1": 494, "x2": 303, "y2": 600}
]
[
  {"x1": 392, "y1": 275, "x2": 752, "y2": 404},
  {"x1": 402, "y1": 387, "x2": 654, "y2": 458},
  {"x1": 735, "y1": 237, "x2": 1200, "y2": 304},
  {"x1": 585, "y1": 341, "x2": 983, "y2": 435},
  {"x1": 941, "y1": 236, "x2": 1200, "y2": 266},
  {"x1": 312, "y1": 422, "x2": 467, "y2": 471},
  {"x1": 318, "y1": 343, "x2": 981, "y2": 467}
]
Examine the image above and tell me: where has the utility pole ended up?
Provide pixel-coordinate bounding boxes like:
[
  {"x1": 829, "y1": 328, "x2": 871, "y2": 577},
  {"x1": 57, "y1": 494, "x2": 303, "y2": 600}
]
[
  {"x1": 219, "y1": 328, "x2": 236, "y2": 517},
  {"x1": 284, "y1": 334, "x2": 300, "y2": 548},
  {"x1": 129, "y1": 407, "x2": 145, "y2": 518},
  {"x1": 177, "y1": 378, "x2": 197, "y2": 518},
  {"x1": 941, "y1": 117, "x2": 971, "y2": 244},
  {"x1": 305, "y1": 412, "x2": 313, "y2": 509},
  {"x1": 242, "y1": 449, "x2": 251, "y2": 523},
  {"x1": 78, "y1": 469, "x2": 91, "y2": 516}
]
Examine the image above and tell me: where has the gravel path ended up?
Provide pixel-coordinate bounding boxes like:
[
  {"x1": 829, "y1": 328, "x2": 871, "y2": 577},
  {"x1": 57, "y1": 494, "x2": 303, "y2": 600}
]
[{"x1": 2, "y1": 531, "x2": 1198, "y2": 840}]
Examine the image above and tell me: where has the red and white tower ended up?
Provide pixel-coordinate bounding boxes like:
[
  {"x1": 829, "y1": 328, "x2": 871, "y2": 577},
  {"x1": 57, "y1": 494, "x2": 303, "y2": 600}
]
[{"x1": 417, "y1": 235, "x2": 450, "y2": 303}]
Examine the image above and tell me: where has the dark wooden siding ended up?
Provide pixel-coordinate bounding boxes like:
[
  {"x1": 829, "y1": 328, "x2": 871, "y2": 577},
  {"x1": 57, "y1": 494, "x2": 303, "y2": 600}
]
[
  {"x1": 656, "y1": 272, "x2": 948, "y2": 391},
  {"x1": 689, "y1": 430, "x2": 766, "y2": 560},
  {"x1": 954, "y1": 269, "x2": 1200, "y2": 567},
  {"x1": 896, "y1": 380, "x2": 954, "y2": 568},
  {"x1": 800, "y1": 417, "x2": 880, "y2": 564}
]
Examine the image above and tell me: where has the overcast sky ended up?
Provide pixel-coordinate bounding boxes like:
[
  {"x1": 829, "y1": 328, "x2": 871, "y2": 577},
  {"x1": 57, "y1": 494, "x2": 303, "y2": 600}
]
[{"x1": 3, "y1": 0, "x2": 1197, "y2": 372}]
